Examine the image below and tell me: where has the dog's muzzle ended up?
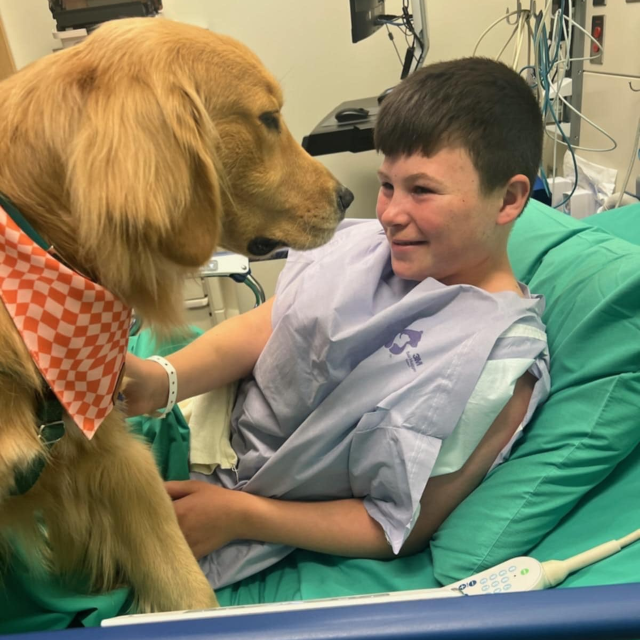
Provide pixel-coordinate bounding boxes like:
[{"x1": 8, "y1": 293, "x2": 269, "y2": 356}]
[{"x1": 248, "y1": 237, "x2": 282, "y2": 257}]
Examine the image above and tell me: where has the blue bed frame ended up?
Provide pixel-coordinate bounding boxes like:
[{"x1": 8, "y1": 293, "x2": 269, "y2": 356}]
[{"x1": 11, "y1": 583, "x2": 640, "y2": 640}]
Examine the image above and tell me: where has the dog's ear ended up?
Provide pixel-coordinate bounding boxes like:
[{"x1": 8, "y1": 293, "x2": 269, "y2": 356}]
[{"x1": 67, "y1": 73, "x2": 221, "y2": 271}]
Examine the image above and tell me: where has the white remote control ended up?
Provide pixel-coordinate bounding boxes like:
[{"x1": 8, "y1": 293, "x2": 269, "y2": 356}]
[
  {"x1": 448, "y1": 527, "x2": 640, "y2": 595},
  {"x1": 447, "y1": 556, "x2": 545, "y2": 595}
]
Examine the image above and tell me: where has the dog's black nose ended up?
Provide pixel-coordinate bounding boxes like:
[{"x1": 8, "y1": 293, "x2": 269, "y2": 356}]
[
  {"x1": 248, "y1": 237, "x2": 281, "y2": 256},
  {"x1": 337, "y1": 186, "x2": 355, "y2": 215}
]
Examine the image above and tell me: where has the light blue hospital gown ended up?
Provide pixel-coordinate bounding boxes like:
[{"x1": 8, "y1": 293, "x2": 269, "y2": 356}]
[{"x1": 196, "y1": 220, "x2": 550, "y2": 589}]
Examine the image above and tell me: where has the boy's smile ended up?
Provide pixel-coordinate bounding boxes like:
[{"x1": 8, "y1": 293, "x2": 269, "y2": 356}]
[{"x1": 376, "y1": 148, "x2": 512, "y2": 288}]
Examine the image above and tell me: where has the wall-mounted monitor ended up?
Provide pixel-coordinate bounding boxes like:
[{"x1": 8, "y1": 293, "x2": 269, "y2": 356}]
[{"x1": 349, "y1": 0, "x2": 386, "y2": 44}]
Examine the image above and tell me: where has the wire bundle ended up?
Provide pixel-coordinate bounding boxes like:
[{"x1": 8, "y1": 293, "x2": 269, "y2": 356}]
[
  {"x1": 378, "y1": 0, "x2": 424, "y2": 78},
  {"x1": 474, "y1": 1, "x2": 619, "y2": 211}
]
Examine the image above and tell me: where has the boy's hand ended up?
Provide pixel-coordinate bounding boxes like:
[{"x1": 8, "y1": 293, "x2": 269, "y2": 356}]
[
  {"x1": 121, "y1": 353, "x2": 168, "y2": 417},
  {"x1": 166, "y1": 481, "x2": 251, "y2": 559}
]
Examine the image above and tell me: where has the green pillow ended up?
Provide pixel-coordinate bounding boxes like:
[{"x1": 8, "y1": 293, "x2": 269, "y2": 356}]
[
  {"x1": 530, "y1": 440, "x2": 640, "y2": 589},
  {"x1": 589, "y1": 202, "x2": 640, "y2": 245},
  {"x1": 431, "y1": 201, "x2": 640, "y2": 583}
]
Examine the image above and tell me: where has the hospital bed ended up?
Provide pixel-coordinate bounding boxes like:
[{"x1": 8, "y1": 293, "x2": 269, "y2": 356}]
[{"x1": 2, "y1": 199, "x2": 640, "y2": 638}]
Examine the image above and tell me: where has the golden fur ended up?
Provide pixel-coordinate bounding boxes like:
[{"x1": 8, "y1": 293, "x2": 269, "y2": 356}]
[{"x1": 0, "y1": 18, "x2": 347, "y2": 613}]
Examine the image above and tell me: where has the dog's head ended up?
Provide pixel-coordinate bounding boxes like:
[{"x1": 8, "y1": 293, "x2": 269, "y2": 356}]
[{"x1": 0, "y1": 18, "x2": 352, "y2": 326}]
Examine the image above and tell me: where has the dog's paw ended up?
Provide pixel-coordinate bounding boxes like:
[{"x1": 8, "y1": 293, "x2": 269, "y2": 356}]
[{"x1": 135, "y1": 580, "x2": 218, "y2": 614}]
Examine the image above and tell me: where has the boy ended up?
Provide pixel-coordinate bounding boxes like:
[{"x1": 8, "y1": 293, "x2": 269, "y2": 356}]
[{"x1": 125, "y1": 57, "x2": 549, "y2": 589}]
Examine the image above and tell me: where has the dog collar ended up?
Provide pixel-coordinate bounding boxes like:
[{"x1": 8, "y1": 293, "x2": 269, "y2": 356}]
[
  {"x1": 10, "y1": 385, "x2": 66, "y2": 496},
  {"x1": 0, "y1": 198, "x2": 131, "y2": 439}
]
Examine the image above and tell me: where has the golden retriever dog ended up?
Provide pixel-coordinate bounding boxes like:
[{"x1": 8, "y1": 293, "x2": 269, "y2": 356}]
[{"x1": 0, "y1": 18, "x2": 352, "y2": 613}]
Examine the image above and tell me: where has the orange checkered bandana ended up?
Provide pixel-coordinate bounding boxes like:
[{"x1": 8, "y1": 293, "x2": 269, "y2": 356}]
[{"x1": 0, "y1": 205, "x2": 131, "y2": 439}]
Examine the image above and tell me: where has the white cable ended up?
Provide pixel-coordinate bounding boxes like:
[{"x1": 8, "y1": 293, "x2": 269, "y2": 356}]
[
  {"x1": 615, "y1": 114, "x2": 640, "y2": 209},
  {"x1": 618, "y1": 529, "x2": 640, "y2": 548},
  {"x1": 497, "y1": 21, "x2": 520, "y2": 62},
  {"x1": 565, "y1": 0, "x2": 573, "y2": 59},
  {"x1": 512, "y1": 14, "x2": 526, "y2": 69},
  {"x1": 548, "y1": 9, "x2": 562, "y2": 65},
  {"x1": 546, "y1": 91, "x2": 618, "y2": 152},
  {"x1": 526, "y1": 18, "x2": 534, "y2": 67},
  {"x1": 568, "y1": 52, "x2": 605, "y2": 63},
  {"x1": 541, "y1": 528, "x2": 640, "y2": 588},
  {"x1": 542, "y1": 16, "x2": 616, "y2": 154},
  {"x1": 550, "y1": 23, "x2": 569, "y2": 179},
  {"x1": 146, "y1": 356, "x2": 178, "y2": 419},
  {"x1": 473, "y1": 11, "x2": 519, "y2": 56},
  {"x1": 562, "y1": 14, "x2": 603, "y2": 62},
  {"x1": 533, "y1": 0, "x2": 553, "y2": 64},
  {"x1": 535, "y1": 3, "x2": 564, "y2": 181}
]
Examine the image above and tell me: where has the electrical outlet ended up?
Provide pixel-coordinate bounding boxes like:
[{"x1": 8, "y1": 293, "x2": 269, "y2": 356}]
[{"x1": 590, "y1": 15, "x2": 605, "y2": 65}]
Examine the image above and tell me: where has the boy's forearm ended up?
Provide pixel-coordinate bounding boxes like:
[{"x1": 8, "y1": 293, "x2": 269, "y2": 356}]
[
  {"x1": 159, "y1": 297, "x2": 274, "y2": 405},
  {"x1": 237, "y1": 494, "x2": 395, "y2": 559}
]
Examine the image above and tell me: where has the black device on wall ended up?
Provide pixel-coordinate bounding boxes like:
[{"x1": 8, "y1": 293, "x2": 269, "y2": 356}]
[
  {"x1": 349, "y1": 0, "x2": 386, "y2": 43},
  {"x1": 48, "y1": 1, "x2": 162, "y2": 31}
]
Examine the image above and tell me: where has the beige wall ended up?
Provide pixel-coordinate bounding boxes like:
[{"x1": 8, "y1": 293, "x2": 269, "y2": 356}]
[
  {"x1": 0, "y1": 13, "x2": 16, "y2": 80},
  {"x1": 0, "y1": 0, "x2": 56, "y2": 70}
]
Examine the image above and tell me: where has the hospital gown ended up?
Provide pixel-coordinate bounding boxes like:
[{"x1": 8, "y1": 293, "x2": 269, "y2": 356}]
[{"x1": 196, "y1": 220, "x2": 551, "y2": 589}]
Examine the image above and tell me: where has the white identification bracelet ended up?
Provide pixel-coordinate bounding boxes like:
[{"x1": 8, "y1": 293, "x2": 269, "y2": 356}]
[{"x1": 146, "y1": 355, "x2": 178, "y2": 419}]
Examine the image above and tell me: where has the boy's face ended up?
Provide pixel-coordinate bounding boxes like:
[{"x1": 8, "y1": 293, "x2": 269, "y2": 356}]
[{"x1": 376, "y1": 149, "x2": 508, "y2": 285}]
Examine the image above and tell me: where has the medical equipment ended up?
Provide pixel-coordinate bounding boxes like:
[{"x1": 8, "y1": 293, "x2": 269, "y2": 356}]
[
  {"x1": 475, "y1": 0, "x2": 640, "y2": 214},
  {"x1": 102, "y1": 528, "x2": 640, "y2": 626},
  {"x1": 138, "y1": 251, "x2": 266, "y2": 336},
  {"x1": 181, "y1": 252, "x2": 266, "y2": 331},
  {"x1": 49, "y1": 1, "x2": 162, "y2": 50},
  {"x1": 303, "y1": 0, "x2": 428, "y2": 156},
  {"x1": 200, "y1": 252, "x2": 265, "y2": 308},
  {"x1": 48, "y1": 1, "x2": 161, "y2": 31},
  {"x1": 349, "y1": 0, "x2": 386, "y2": 43}
]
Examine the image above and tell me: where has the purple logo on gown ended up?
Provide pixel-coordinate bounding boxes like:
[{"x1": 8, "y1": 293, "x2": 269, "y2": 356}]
[{"x1": 385, "y1": 329, "x2": 423, "y2": 355}]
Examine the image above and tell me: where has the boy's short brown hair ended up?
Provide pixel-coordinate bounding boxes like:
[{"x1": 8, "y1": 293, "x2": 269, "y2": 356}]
[{"x1": 375, "y1": 57, "x2": 543, "y2": 196}]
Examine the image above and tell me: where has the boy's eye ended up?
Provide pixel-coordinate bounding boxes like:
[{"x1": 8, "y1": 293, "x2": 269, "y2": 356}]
[
  {"x1": 413, "y1": 186, "x2": 434, "y2": 195},
  {"x1": 380, "y1": 182, "x2": 393, "y2": 191}
]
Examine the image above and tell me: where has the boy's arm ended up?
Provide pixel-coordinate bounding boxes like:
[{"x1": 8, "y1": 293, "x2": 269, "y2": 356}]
[
  {"x1": 399, "y1": 371, "x2": 537, "y2": 555},
  {"x1": 124, "y1": 297, "x2": 274, "y2": 417},
  {"x1": 168, "y1": 373, "x2": 536, "y2": 560}
]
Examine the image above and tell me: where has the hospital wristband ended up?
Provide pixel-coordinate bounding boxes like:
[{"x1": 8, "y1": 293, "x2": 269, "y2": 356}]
[{"x1": 146, "y1": 356, "x2": 178, "y2": 419}]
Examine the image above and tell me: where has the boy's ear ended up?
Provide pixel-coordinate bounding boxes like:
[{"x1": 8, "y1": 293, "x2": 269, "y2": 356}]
[{"x1": 497, "y1": 174, "x2": 530, "y2": 225}]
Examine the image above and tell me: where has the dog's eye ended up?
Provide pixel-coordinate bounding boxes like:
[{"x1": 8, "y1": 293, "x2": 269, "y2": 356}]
[{"x1": 259, "y1": 112, "x2": 281, "y2": 133}]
